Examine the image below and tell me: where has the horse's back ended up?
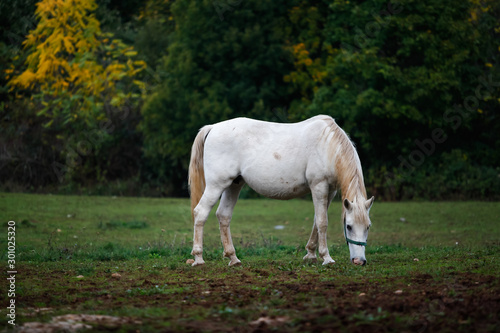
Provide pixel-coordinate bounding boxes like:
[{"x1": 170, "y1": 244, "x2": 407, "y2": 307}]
[
  {"x1": 205, "y1": 116, "x2": 331, "y2": 160},
  {"x1": 208, "y1": 115, "x2": 333, "y2": 143}
]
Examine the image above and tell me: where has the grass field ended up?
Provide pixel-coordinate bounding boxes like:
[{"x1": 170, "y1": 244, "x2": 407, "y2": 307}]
[{"x1": 1, "y1": 193, "x2": 499, "y2": 332}]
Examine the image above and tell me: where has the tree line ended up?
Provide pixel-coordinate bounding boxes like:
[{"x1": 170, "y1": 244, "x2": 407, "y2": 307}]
[{"x1": 1, "y1": 0, "x2": 499, "y2": 199}]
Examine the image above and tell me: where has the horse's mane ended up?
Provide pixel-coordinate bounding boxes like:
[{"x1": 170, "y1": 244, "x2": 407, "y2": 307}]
[{"x1": 319, "y1": 116, "x2": 367, "y2": 201}]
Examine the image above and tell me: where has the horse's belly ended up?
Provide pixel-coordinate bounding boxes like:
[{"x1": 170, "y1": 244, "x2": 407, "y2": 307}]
[{"x1": 243, "y1": 171, "x2": 310, "y2": 200}]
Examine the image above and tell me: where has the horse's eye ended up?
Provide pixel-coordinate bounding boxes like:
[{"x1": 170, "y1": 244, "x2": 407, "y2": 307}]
[
  {"x1": 347, "y1": 225, "x2": 352, "y2": 231},
  {"x1": 367, "y1": 225, "x2": 371, "y2": 231}
]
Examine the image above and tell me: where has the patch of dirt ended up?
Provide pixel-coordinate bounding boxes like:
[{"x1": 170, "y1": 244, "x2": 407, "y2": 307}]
[
  {"x1": 288, "y1": 272, "x2": 500, "y2": 333},
  {"x1": 18, "y1": 314, "x2": 141, "y2": 333},
  {"x1": 17, "y1": 268, "x2": 499, "y2": 332}
]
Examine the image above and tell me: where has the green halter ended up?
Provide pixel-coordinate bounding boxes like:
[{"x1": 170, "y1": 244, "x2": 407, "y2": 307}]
[{"x1": 343, "y1": 216, "x2": 367, "y2": 247}]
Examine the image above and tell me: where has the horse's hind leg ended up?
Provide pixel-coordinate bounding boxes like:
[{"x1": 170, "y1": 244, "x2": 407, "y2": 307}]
[
  {"x1": 216, "y1": 181, "x2": 245, "y2": 266},
  {"x1": 192, "y1": 185, "x2": 226, "y2": 266}
]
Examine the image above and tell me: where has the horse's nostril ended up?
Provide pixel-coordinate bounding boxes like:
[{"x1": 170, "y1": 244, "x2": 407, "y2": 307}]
[{"x1": 352, "y1": 258, "x2": 367, "y2": 266}]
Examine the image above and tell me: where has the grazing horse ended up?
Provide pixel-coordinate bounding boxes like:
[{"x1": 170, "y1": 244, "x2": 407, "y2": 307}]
[{"x1": 188, "y1": 115, "x2": 374, "y2": 267}]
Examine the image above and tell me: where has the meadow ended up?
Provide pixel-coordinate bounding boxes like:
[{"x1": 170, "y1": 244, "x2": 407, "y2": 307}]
[{"x1": 1, "y1": 193, "x2": 499, "y2": 332}]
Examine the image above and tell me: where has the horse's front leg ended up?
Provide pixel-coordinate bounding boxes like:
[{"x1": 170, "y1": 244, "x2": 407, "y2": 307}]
[
  {"x1": 303, "y1": 218, "x2": 318, "y2": 262},
  {"x1": 304, "y1": 189, "x2": 336, "y2": 262},
  {"x1": 311, "y1": 182, "x2": 335, "y2": 265},
  {"x1": 216, "y1": 182, "x2": 244, "y2": 266}
]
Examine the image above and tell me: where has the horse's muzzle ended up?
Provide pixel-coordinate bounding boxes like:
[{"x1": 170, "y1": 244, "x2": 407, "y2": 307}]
[{"x1": 352, "y1": 257, "x2": 367, "y2": 266}]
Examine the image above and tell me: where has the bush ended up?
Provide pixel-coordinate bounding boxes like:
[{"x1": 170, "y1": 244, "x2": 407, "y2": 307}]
[{"x1": 368, "y1": 149, "x2": 500, "y2": 200}]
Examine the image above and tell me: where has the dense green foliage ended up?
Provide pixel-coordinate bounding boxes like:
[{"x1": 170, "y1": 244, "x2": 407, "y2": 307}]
[
  {"x1": 1, "y1": 0, "x2": 499, "y2": 199},
  {"x1": 140, "y1": 0, "x2": 294, "y2": 195},
  {"x1": 286, "y1": 0, "x2": 500, "y2": 199}
]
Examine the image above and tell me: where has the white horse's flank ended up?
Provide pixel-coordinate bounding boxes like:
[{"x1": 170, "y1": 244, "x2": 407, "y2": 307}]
[{"x1": 189, "y1": 115, "x2": 374, "y2": 266}]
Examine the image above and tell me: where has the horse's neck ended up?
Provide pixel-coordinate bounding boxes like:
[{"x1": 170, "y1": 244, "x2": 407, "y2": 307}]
[
  {"x1": 325, "y1": 122, "x2": 366, "y2": 202},
  {"x1": 340, "y1": 175, "x2": 366, "y2": 202}
]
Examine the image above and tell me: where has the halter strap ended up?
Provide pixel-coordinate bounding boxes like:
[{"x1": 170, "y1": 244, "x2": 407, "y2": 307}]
[{"x1": 343, "y1": 216, "x2": 367, "y2": 247}]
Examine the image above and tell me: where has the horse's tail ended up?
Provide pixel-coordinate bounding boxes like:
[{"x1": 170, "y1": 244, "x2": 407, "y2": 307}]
[{"x1": 188, "y1": 125, "x2": 213, "y2": 221}]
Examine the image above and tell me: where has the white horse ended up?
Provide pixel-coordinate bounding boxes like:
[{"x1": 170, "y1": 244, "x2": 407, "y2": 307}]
[{"x1": 188, "y1": 115, "x2": 374, "y2": 267}]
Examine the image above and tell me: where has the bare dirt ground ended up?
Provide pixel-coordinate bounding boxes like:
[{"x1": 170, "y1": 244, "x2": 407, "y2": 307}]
[{"x1": 15, "y1": 266, "x2": 499, "y2": 333}]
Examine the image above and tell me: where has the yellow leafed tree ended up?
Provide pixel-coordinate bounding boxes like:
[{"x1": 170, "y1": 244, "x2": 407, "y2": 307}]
[{"x1": 8, "y1": 0, "x2": 146, "y2": 126}]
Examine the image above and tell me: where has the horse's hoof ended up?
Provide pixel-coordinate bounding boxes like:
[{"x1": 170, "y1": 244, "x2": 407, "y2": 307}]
[
  {"x1": 303, "y1": 254, "x2": 318, "y2": 262},
  {"x1": 229, "y1": 259, "x2": 242, "y2": 267},
  {"x1": 192, "y1": 260, "x2": 205, "y2": 267},
  {"x1": 322, "y1": 259, "x2": 335, "y2": 266}
]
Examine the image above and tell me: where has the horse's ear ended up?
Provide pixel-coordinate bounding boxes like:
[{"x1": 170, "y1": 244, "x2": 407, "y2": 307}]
[
  {"x1": 365, "y1": 196, "x2": 375, "y2": 211},
  {"x1": 343, "y1": 198, "x2": 353, "y2": 211}
]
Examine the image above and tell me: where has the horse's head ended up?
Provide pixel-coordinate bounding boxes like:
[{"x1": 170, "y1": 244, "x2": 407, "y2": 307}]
[{"x1": 343, "y1": 196, "x2": 374, "y2": 266}]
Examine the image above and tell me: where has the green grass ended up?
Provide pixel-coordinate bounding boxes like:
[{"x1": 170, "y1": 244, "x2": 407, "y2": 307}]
[{"x1": 0, "y1": 193, "x2": 499, "y2": 332}]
